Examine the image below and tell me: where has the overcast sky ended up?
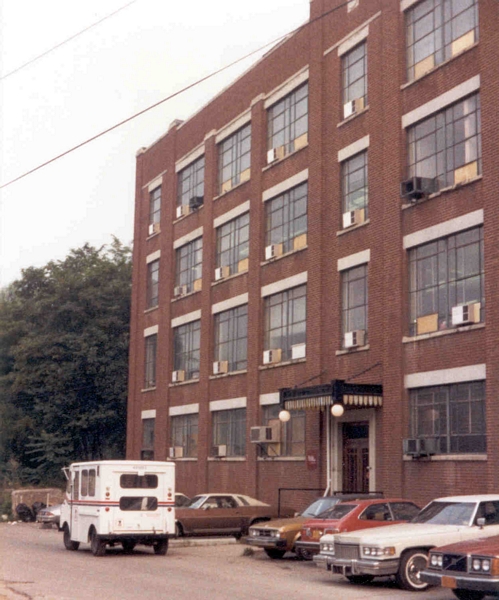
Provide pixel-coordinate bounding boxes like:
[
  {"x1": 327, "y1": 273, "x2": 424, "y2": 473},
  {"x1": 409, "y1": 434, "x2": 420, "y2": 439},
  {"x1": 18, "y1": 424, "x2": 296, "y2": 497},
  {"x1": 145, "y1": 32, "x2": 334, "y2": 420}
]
[{"x1": 0, "y1": 0, "x2": 309, "y2": 288}]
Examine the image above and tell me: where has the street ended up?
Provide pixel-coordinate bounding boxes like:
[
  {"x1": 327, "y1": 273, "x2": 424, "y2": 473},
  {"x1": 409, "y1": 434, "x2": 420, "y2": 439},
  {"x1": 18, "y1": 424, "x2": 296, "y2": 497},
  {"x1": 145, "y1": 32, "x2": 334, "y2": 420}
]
[{"x1": 1, "y1": 523, "x2": 459, "y2": 600}]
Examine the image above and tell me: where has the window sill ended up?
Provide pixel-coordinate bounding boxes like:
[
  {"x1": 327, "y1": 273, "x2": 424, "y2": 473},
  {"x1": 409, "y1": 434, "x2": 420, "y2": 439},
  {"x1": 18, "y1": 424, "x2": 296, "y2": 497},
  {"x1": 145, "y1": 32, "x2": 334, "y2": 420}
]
[
  {"x1": 144, "y1": 306, "x2": 159, "y2": 314},
  {"x1": 403, "y1": 453, "x2": 486, "y2": 462},
  {"x1": 170, "y1": 288, "x2": 201, "y2": 302},
  {"x1": 207, "y1": 457, "x2": 246, "y2": 462},
  {"x1": 169, "y1": 378, "x2": 199, "y2": 388},
  {"x1": 257, "y1": 456, "x2": 305, "y2": 462},
  {"x1": 209, "y1": 369, "x2": 247, "y2": 380},
  {"x1": 259, "y1": 357, "x2": 306, "y2": 371},
  {"x1": 337, "y1": 105, "x2": 369, "y2": 128},
  {"x1": 211, "y1": 268, "x2": 248, "y2": 287},
  {"x1": 212, "y1": 177, "x2": 250, "y2": 201},
  {"x1": 337, "y1": 219, "x2": 370, "y2": 237},
  {"x1": 403, "y1": 322, "x2": 484, "y2": 343},
  {"x1": 400, "y1": 42, "x2": 478, "y2": 91},
  {"x1": 141, "y1": 387, "x2": 157, "y2": 393},
  {"x1": 260, "y1": 244, "x2": 307, "y2": 267},
  {"x1": 173, "y1": 204, "x2": 204, "y2": 223},
  {"x1": 401, "y1": 175, "x2": 482, "y2": 209},
  {"x1": 171, "y1": 457, "x2": 197, "y2": 462},
  {"x1": 261, "y1": 143, "x2": 308, "y2": 172},
  {"x1": 336, "y1": 344, "x2": 370, "y2": 356},
  {"x1": 147, "y1": 231, "x2": 160, "y2": 240}
]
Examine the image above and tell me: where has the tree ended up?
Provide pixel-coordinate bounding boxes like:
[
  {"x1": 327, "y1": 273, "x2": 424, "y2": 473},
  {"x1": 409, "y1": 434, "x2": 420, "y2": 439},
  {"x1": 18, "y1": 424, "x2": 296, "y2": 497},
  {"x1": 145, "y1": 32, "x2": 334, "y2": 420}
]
[{"x1": 0, "y1": 238, "x2": 132, "y2": 486}]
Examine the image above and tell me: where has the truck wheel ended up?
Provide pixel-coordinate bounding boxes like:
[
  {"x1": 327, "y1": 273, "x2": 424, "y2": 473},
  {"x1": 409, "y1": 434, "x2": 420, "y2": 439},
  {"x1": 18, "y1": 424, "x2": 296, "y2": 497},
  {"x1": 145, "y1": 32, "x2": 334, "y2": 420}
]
[
  {"x1": 396, "y1": 549, "x2": 429, "y2": 591},
  {"x1": 153, "y1": 539, "x2": 168, "y2": 555},
  {"x1": 346, "y1": 575, "x2": 374, "y2": 585},
  {"x1": 452, "y1": 591, "x2": 485, "y2": 600},
  {"x1": 264, "y1": 549, "x2": 286, "y2": 559},
  {"x1": 90, "y1": 529, "x2": 106, "y2": 557},
  {"x1": 63, "y1": 525, "x2": 80, "y2": 551},
  {"x1": 122, "y1": 540, "x2": 136, "y2": 553}
]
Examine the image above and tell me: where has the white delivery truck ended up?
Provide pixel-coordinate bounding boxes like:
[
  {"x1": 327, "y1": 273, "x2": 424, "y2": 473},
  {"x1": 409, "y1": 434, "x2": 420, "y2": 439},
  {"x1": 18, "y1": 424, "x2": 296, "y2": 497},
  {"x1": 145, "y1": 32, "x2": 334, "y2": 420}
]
[{"x1": 60, "y1": 460, "x2": 175, "y2": 556}]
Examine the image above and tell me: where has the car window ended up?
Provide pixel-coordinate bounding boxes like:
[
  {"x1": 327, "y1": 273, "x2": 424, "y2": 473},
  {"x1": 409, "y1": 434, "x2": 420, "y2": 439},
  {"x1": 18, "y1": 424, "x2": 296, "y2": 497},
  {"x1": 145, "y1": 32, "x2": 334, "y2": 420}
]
[
  {"x1": 390, "y1": 502, "x2": 421, "y2": 521},
  {"x1": 412, "y1": 501, "x2": 475, "y2": 525},
  {"x1": 475, "y1": 501, "x2": 499, "y2": 525},
  {"x1": 318, "y1": 504, "x2": 356, "y2": 520},
  {"x1": 203, "y1": 497, "x2": 219, "y2": 509},
  {"x1": 302, "y1": 497, "x2": 340, "y2": 518},
  {"x1": 218, "y1": 496, "x2": 237, "y2": 509},
  {"x1": 237, "y1": 496, "x2": 249, "y2": 506},
  {"x1": 359, "y1": 503, "x2": 391, "y2": 521},
  {"x1": 185, "y1": 495, "x2": 207, "y2": 509}
]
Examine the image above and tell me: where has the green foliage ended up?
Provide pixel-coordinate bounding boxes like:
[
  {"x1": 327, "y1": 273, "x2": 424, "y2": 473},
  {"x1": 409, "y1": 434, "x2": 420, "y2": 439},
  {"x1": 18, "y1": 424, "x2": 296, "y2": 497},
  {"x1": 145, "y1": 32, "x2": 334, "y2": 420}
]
[{"x1": 0, "y1": 238, "x2": 131, "y2": 487}]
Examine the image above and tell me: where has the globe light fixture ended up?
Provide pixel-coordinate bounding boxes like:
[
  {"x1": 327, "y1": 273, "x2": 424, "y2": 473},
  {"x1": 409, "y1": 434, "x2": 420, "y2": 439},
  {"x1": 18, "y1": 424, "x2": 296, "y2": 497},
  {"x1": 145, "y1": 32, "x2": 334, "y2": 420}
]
[
  {"x1": 279, "y1": 409, "x2": 291, "y2": 422},
  {"x1": 331, "y1": 403, "x2": 344, "y2": 418}
]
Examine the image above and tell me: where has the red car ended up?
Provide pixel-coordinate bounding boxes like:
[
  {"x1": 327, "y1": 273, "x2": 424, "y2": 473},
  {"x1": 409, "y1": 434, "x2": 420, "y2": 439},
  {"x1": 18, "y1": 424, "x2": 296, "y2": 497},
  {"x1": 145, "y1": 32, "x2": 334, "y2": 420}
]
[{"x1": 295, "y1": 498, "x2": 420, "y2": 560}]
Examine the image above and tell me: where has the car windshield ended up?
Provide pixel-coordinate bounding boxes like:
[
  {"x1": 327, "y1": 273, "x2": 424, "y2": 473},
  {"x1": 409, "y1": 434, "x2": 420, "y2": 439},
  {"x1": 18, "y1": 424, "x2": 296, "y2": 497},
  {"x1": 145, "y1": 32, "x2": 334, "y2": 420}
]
[
  {"x1": 184, "y1": 495, "x2": 208, "y2": 509},
  {"x1": 317, "y1": 504, "x2": 357, "y2": 520},
  {"x1": 411, "y1": 501, "x2": 476, "y2": 525},
  {"x1": 302, "y1": 497, "x2": 340, "y2": 518}
]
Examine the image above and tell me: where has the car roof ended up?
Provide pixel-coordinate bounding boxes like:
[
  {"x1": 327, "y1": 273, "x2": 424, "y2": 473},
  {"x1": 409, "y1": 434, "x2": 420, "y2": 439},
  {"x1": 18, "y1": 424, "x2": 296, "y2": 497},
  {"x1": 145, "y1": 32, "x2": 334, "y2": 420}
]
[
  {"x1": 432, "y1": 495, "x2": 499, "y2": 502},
  {"x1": 338, "y1": 498, "x2": 417, "y2": 506}
]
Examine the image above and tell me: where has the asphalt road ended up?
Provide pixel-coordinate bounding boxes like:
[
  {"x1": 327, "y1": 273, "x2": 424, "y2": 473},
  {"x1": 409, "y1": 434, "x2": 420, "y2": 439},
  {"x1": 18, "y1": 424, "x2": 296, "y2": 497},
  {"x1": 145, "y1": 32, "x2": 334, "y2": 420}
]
[{"x1": 0, "y1": 523, "x2": 461, "y2": 600}]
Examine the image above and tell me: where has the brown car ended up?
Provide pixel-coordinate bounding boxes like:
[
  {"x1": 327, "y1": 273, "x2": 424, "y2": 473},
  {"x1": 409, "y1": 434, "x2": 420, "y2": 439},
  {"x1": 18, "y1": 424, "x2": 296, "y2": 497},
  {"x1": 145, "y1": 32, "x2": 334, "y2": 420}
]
[{"x1": 175, "y1": 493, "x2": 294, "y2": 538}]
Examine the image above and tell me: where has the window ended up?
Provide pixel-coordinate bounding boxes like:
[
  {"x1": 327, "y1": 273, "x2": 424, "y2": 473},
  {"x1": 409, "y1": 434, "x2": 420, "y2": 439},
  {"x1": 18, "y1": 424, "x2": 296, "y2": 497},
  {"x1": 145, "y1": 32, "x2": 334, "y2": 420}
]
[
  {"x1": 175, "y1": 237, "x2": 203, "y2": 294},
  {"x1": 144, "y1": 335, "x2": 157, "y2": 388},
  {"x1": 218, "y1": 124, "x2": 251, "y2": 194},
  {"x1": 359, "y1": 503, "x2": 391, "y2": 521},
  {"x1": 342, "y1": 151, "x2": 368, "y2": 219},
  {"x1": 342, "y1": 265, "x2": 368, "y2": 346},
  {"x1": 214, "y1": 305, "x2": 248, "y2": 372},
  {"x1": 141, "y1": 417, "x2": 155, "y2": 460},
  {"x1": 261, "y1": 405, "x2": 305, "y2": 457},
  {"x1": 81, "y1": 469, "x2": 96, "y2": 497},
  {"x1": 342, "y1": 43, "x2": 367, "y2": 118},
  {"x1": 170, "y1": 413, "x2": 198, "y2": 458},
  {"x1": 265, "y1": 182, "x2": 307, "y2": 255},
  {"x1": 173, "y1": 320, "x2": 201, "y2": 380},
  {"x1": 264, "y1": 285, "x2": 306, "y2": 361},
  {"x1": 406, "y1": 0, "x2": 478, "y2": 81},
  {"x1": 409, "y1": 381, "x2": 486, "y2": 453},
  {"x1": 215, "y1": 213, "x2": 249, "y2": 276},
  {"x1": 409, "y1": 226, "x2": 484, "y2": 335},
  {"x1": 212, "y1": 408, "x2": 246, "y2": 457},
  {"x1": 407, "y1": 94, "x2": 481, "y2": 189},
  {"x1": 146, "y1": 260, "x2": 159, "y2": 309},
  {"x1": 149, "y1": 186, "x2": 161, "y2": 226},
  {"x1": 267, "y1": 83, "x2": 308, "y2": 159},
  {"x1": 120, "y1": 474, "x2": 158, "y2": 489},
  {"x1": 177, "y1": 156, "x2": 204, "y2": 211},
  {"x1": 120, "y1": 497, "x2": 158, "y2": 511}
]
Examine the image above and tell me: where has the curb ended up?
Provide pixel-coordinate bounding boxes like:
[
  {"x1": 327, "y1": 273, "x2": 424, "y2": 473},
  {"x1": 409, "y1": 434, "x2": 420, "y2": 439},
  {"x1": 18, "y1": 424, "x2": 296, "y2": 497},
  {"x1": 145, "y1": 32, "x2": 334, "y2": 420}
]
[{"x1": 171, "y1": 537, "x2": 238, "y2": 547}]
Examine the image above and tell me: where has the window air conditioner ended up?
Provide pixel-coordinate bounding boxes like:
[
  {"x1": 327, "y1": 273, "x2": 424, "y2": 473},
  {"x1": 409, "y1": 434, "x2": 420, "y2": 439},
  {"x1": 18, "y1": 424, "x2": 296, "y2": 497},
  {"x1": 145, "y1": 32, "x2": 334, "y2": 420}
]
[
  {"x1": 265, "y1": 243, "x2": 283, "y2": 261},
  {"x1": 403, "y1": 437, "x2": 440, "y2": 457},
  {"x1": 263, "y1": 348, "x2": 282, "y2": 365},
  {"x1": 400, "y1": 176, "x2": 437, "y2": 202},
  {"x1": 168, "y1": 446, "x2": 184, "y2": 459},
  {"x1": 291, "y1": 343, "x2": 306, "y2": 360},
  {"x1": 344, "y1": 330, "x2": 365, "y2": 349},
  {"x1": 451, "y1": 302, "x2": 481, "y2": 326},
  {"x1": 214, "y1": 266, "x2": 230, "y2": 281},
  {"x1": 343, "y1": 97, "x2": 364, "y2": 119},
  {"x1": 213, "y1": 360, "x2": 228, "y2": 375},
  {"x1": 266, "y1": 146, "x2": 285, "y2": 164},
  {"x1": 148, "y1": 222, "x2": 160, "y2": 236},
  {"x1": 189, "y1": 196, "x2": 203, "y2": 210},
  {"x1": 176, "y1": 205, "x2": 190, "y2": 219},
  {"x1": 250, "y1": 426, "x2": 280, "y2": 444},
  {"x1": 342, "y1": 208, "x2": 365, "y2": 229},
  {"x1": 212, "y1": 444, "x2": 227, "y2": 458},
  {"x1": 171, "y1": 370, "x2": 185, "y2": 383},
  {"x1": 173, "y1": 284, "x2": 188, "y2": 297}
]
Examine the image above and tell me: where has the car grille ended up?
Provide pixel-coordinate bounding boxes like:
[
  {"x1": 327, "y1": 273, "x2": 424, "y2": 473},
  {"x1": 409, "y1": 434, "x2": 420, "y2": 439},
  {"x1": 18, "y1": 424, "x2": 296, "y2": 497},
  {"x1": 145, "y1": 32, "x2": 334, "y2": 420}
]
[
  {"x1": 254, "y1": 529, "x2": 278, "y2": 537},
  {"x1": 442, "y1": 553, "x2": 468, "y2": 573},
  {"x1": 335, "y1": 543, "x2": 360, "y2": 560}
]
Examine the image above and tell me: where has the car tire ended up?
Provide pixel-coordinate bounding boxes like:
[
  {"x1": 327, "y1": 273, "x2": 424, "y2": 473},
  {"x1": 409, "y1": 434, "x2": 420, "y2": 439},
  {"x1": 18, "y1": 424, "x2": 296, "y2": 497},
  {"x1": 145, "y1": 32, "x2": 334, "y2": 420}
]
[
  {"x1": 452, "y1": 591, "x2": 485, "y2": 600},
  {"x1": 63, "y1": 525, "x2": 80, "y2": 551},
  {"x1": 122, "y1": 540, "x2": 136, "y2": 553},
  {"x1": 396, "y1": 549, "x2": 430, "y2": 591},
  {"x1": 175, "y1": 522, "x2": 182, "y2": 538},
  {"x1": 346, "y1": 575, "x2": 374, "y2": 585},
  {"x1": 153, "y1": 539, "x2": 168, "y2": 555},
  {"x1": 90, "y1": 529, "x2": 106, "y2": 557},
  {"x1": 296, "y1": 548, "x2": 314, "y2": 561},
  {"x1": 264, "y1": 549, "x2": 286, "y2": 559}
]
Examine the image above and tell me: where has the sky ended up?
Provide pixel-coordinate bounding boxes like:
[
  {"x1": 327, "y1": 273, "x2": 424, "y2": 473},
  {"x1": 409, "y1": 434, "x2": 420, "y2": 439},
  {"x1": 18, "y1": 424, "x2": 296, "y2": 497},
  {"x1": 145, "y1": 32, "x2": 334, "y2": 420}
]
[{"x1": 0, "y1": 0, "x2": 310, "y2": 288}]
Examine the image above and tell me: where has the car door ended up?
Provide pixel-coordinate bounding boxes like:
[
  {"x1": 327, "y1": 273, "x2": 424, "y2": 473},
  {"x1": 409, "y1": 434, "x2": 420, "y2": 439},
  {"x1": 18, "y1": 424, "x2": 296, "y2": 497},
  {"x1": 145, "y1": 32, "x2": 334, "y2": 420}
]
[{"x1": 185, "y1": 496, "x2": 236, "y2": 535}]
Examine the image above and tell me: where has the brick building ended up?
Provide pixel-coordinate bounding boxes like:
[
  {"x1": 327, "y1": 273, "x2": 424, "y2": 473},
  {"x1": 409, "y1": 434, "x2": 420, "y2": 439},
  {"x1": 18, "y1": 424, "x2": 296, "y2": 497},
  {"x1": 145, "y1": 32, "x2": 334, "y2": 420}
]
[{"x1": 127, "y1": 0, "x2": 499, "y2": 508}]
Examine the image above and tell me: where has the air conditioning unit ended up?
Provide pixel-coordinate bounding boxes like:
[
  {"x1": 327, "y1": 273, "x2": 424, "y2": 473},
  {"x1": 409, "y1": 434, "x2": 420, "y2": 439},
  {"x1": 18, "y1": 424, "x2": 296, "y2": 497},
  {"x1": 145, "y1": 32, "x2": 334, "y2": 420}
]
[
  {"x1": 214, "y1": 266, "x2": 230, "y2": 281},
  {"x1": 344, "y1": 330, "x2": 365, "y2": 349},
  {"x1": 400, "y1": 176, "x2": 437, "y2": 201},
  {"x1": 403, "y1": 437, "x2": 440, "y2": 457},
  {"x1": 342, "y1": 208, "x2": 365, "y2": 229},
  {"x1": 176, "y1": 205, "x2": 190, "y2": 219},
  {"x1": 250, "y1": 426, "x2": 280, "y2": 444},
  {"x1": 212, "y1": 444, "x2": 227, "y2": 458},
  {"x1": 168, "y1": 446, "x2": 184, "y2": 459},
  {"x1": 171, "y1": 370, "x2": 185, "y2": 383},
  {"x1": 189, "y1": 195, "x2": 203, "y2": 210},
  {"x1": 291, "y1": 343, "x2": 306, "y2": 360},
  {"x1": 452, "y1": 302, "x2": 481, "y2": 326},
  {"x1": 213, "y1": 360, "x2": 228, "y2": 375},
  {"x1": 265, "y1": 243, "x2": 283, "y2": 260},
  {"x1": 266, "y1": 146, "x2": 285, "y2": 164},
  {"x1": 148, "y1": 222, "x2": 160, "y2": 236},
  {"x1": 343, "y1": 97, "x2": 364, "y2": 119},
  {"x1": 263, "y1": 348, "x2": 282, "y2": 365},
  {"x1": 173, "y1": 284, "x2": 188, "y2": 297}
]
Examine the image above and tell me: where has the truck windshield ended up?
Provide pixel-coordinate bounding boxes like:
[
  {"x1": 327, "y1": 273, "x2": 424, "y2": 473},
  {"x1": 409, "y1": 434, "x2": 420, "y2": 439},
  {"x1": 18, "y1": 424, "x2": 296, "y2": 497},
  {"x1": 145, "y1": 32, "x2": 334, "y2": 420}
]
[{"x1": 411, "y1": 501, "x2": 475, "y2": 526}]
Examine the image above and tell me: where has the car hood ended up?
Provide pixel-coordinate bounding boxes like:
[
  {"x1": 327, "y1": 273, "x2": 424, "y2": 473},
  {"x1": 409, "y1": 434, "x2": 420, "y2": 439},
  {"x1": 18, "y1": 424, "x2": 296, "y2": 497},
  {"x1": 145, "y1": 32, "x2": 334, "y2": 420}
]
[
  {"x1": 303, "y1": 518, "x2": 340, "y2": 529},
  {"x1": 251, "y1": 516, "x2": 306, "y2": 531},
  {"x1": 326, "y1": 522, "x2": 469, "y2": 544},
  {"x1": 431, "y1": 535, "x2": 499, "y2": 556}
]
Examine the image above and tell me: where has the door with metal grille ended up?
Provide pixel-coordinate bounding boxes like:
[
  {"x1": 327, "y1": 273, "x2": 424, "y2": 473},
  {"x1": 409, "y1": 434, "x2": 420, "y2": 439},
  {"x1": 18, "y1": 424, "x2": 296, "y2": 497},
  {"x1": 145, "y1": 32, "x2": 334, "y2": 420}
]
[{"x1": 342, "y1": 422, "x2": 369, "y2": 493}]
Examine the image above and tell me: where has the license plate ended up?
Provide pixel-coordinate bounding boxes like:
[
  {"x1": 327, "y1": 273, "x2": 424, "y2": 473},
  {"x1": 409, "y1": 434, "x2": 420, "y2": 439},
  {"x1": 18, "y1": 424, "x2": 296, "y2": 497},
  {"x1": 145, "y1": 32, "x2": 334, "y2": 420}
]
[{"x1": 441, "y1": 575, "x2": 457, "y2": 589}]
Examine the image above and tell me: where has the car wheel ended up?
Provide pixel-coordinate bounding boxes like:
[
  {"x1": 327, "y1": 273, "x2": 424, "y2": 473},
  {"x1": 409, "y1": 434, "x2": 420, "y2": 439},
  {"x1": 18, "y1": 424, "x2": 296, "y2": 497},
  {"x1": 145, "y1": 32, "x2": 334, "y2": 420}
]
[
  {"x1": 153, "y1": 539, "x2": 168, "y2": 555},
  {"x1": 296, "y1": 548, "x2": 314, "y2": 561},
  {"x1": 63, "y1": 525, "x2": 80, "y2": 551},
  {"x1": 396, "y1": 549, "x2": 430, "y2": 591},
  {"x1": 122, "y1": 540, "x2": 136, "y2": 553},
  {"x1": 264, "y1": 549, "x2": 286, "y2": 559},
  {"x1": 175, "y1": 522, "x2": 182, "y2": 538},
  {"x1": 452, "y1": 591, "x2": 485, "y2": 600},
  {"x1": 346, "y1": 575, "x2": 374, "y2": 585},
  {"x1": 90, "y1": 529, "x2": 106, "y2": 557}
]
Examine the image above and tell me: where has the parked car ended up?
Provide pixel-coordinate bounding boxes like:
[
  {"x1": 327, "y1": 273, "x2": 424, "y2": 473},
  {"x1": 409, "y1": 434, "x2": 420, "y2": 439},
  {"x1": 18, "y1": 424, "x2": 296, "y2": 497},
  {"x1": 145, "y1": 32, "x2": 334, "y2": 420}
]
[
  {"x1": 36, "y1": 504, "x2": 62, "y2": 528},
  {"x1": 295, "y1": 498, "x2": 420, "y2": 560},
  {"x1": 175, "y1": 493, "x2": 294, "y2": 538},
  {"x1": 246, "y1": 493, "x2": 383, "y2": 559},
  {"x1": 422, "y1": 532, "x2": 499, "y2": 600},
  {"x1": 316, "y1": 495, "x2": 499, "y2": 592},
  {"x1": 175, "y1": 493, "x2": 191, "y2": 507}
]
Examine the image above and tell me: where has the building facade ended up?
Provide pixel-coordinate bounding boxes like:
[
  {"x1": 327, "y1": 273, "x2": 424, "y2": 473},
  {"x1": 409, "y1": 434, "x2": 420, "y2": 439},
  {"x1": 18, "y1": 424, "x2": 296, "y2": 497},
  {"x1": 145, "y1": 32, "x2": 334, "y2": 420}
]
[{"x1": 127, "y1": 0, "x2": 499, "y2": 508}]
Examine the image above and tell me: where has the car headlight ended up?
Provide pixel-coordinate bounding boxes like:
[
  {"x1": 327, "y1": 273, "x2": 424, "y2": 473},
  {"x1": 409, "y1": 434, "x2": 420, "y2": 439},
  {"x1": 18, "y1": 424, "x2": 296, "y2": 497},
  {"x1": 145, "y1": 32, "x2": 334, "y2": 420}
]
[
  {"x1": 472, "y1": 557, "x2": 492, "y2": 573},
  {"x1": 362, "y1": 546, "x2": 395, "y2": 557},
  {"x1": 430, "y1": 553, "x2": 443, "y2": 568},
  {"x1": 320, "y1": 542, "x2": 335, "y2": 554}
]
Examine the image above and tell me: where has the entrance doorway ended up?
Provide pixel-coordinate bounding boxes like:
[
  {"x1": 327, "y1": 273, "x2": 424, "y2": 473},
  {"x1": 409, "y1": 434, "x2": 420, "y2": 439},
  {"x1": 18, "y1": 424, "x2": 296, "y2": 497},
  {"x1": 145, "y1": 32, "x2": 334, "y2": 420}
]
[{"x1": 342, "y1": 421, "x2": 369, "y2": 493}]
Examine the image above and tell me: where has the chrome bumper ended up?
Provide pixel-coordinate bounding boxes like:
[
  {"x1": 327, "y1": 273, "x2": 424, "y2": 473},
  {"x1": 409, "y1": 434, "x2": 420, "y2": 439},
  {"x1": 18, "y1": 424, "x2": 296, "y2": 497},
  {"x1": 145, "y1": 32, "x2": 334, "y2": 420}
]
[
  {"x1": 330, "y1": 556, "x2": 400, "y2": 577},
  {"x1": 313, "y1": 553, "x2": 332, "y2": 570},
  {"x1": 421, "y1": 569, "x2": 499, "y2": 594},
  {"x1": 245, "y1": 536, "x2": 287, "y2": 550}
]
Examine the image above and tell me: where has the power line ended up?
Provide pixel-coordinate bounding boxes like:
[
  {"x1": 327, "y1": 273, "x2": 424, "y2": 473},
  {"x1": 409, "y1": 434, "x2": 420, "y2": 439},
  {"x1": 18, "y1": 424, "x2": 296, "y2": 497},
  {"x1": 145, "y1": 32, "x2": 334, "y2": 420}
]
[
  {"x1": 0, "y1": 0, "x2": 139, "y2": 81},
  {"x1": 0, "y1": 0, "x2": 351, "y2": 191}
]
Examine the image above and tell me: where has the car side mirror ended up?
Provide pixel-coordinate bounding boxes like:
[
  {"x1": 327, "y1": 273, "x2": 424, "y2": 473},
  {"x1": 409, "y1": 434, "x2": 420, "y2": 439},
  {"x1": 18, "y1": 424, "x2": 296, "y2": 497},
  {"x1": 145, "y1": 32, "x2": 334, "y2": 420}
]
[
  {"x1": 294, "y1": 511, "x2": 300, "y2": 517},
  {"x1": 477, "y1": 517, "x2": 485, "y2": 529},
  {"x1": 203, "y1": 505, "x2": 211, "y2": 511}
]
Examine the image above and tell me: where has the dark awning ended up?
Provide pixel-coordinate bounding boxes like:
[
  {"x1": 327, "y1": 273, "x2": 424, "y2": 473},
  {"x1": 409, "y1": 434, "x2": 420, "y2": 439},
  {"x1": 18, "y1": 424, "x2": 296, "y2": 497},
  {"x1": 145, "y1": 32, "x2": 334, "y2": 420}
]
[{"x1": 280, "y1": 380, "x2": 382, "y2": 410}]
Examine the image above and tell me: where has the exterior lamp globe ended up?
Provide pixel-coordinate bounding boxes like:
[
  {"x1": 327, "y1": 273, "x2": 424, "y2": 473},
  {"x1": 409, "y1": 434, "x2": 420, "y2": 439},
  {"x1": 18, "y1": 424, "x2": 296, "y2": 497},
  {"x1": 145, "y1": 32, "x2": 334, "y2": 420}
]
[
  {"x1": 331, "y1": 404, "x2": 344, "y2": 418},
  {"x1": 279, "y1": 410, "x2": 291, "y2": 422}
]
